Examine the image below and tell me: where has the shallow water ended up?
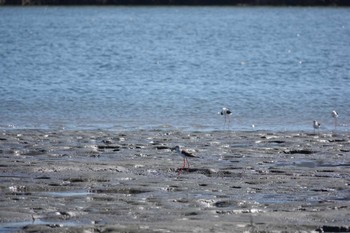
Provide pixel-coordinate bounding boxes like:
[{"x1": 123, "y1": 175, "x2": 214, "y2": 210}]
[{"x1": 0, "y1": 7, "x2": 349, "y2": 131}]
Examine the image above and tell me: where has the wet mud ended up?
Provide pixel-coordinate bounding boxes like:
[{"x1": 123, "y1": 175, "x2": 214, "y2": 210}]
[{"x1": 0, "y1": 129, "x2": 349, "y2": 232}]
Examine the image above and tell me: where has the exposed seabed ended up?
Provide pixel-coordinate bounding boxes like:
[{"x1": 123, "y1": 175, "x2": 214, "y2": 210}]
[{"x1": 1, "y1": 129, "x2": 349, "y2": 232}]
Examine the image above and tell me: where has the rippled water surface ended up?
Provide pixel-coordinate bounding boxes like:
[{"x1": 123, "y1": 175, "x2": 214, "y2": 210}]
[{"x1": 1, "y1": 7, "x2": 349, "y2": 131}]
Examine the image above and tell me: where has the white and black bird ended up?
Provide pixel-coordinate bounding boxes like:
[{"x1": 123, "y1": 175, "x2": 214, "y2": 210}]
[
  {"x1": 218, "y1": 107, "x2": 232, "y2": 127},
  {"x1": 172, "y1": 145, "x2": 197, "y2": 176},
  {"x1": 332, "y1": 110, "x2": 339, "y2": 129},
  {"x1": 313, "y1": 120, "x2": 321, "y2": 134}
]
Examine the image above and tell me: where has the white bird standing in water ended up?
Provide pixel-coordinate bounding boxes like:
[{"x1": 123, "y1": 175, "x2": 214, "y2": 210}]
[
  {"x1": 332, "y1": 110, "x2": 338, "y2": 129},
  {"x1": 313, "y1": 120, "x2": 321, "y2": 134},
  {"x1": 172, "y1": 145, "x2": 197, "y2": 176},
  {"x1": 218, "y1": 107, "x2": 232, "y2": 128}
]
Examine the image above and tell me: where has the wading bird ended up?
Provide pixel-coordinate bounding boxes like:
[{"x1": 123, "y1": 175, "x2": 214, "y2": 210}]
[
  {"x1": 332, "y1": 110, "x2": 338, "y2": 130},
  {"x1": 172, "y1": 145, "x2": 197, "y2": 176},
  {"x1": 218, "y1": 107, "x2": 232, "y2": 128},
  {"x1": 313, "y1": 120, "x2": 321, "y2": 134}
]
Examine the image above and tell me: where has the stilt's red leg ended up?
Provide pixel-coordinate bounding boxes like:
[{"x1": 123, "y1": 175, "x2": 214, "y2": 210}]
[
  {"x1": 178, "y1": 159, "x2": 186, "y2": 176},
  {"x1": 186, "y1": 158, "x2": 190, "y2": 172}
]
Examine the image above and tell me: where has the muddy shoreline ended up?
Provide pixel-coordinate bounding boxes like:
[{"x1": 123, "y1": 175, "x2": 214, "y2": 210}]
[{"x1": 0, "y1": 129, "x2": 349, "y2": 232}]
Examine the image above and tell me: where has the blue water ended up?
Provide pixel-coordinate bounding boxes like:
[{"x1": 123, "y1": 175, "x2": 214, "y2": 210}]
[{"x1": 1, "y1": 7, "x2": 349, "y2": 131}]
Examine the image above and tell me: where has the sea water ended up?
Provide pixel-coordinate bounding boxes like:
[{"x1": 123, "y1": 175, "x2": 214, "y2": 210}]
[{"x1": 1, "y1": 6, "x2": 349, "y2": 131}]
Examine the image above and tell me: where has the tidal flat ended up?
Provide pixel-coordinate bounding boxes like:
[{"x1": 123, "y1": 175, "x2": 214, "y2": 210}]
[{"x1": 0, "y1": 129, "x2": 349, "y2": 232}]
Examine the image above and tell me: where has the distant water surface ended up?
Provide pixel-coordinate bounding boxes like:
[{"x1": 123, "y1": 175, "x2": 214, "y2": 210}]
[{"x1": 1, "y1": 7, "x2": 349, "y2": 131}]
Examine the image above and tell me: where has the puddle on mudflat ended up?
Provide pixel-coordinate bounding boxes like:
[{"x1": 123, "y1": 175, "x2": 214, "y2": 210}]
[
  {"x1": 275, "y1": 159, "x2": 318, "y2": 168},
  {"x1": 43, "y1": 190, "x2": 91, "y2": 197},
  {"x1": 253, "y1": 193, "x2": 302, "y2": 204},
  {"x1": 293, "y1": 160, "x2": 318, "y2": 168},
  {"x1": 0, "y1": 219, "x2": 81, "y2": 233},
  {"x1": 276, "y1": 159, "x2": 350, "y2": 169}
]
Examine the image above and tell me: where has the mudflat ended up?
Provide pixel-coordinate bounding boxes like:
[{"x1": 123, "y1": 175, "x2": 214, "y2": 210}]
[{"x1": 0, "y1": 129, "x2": 349, "y2": 232}]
